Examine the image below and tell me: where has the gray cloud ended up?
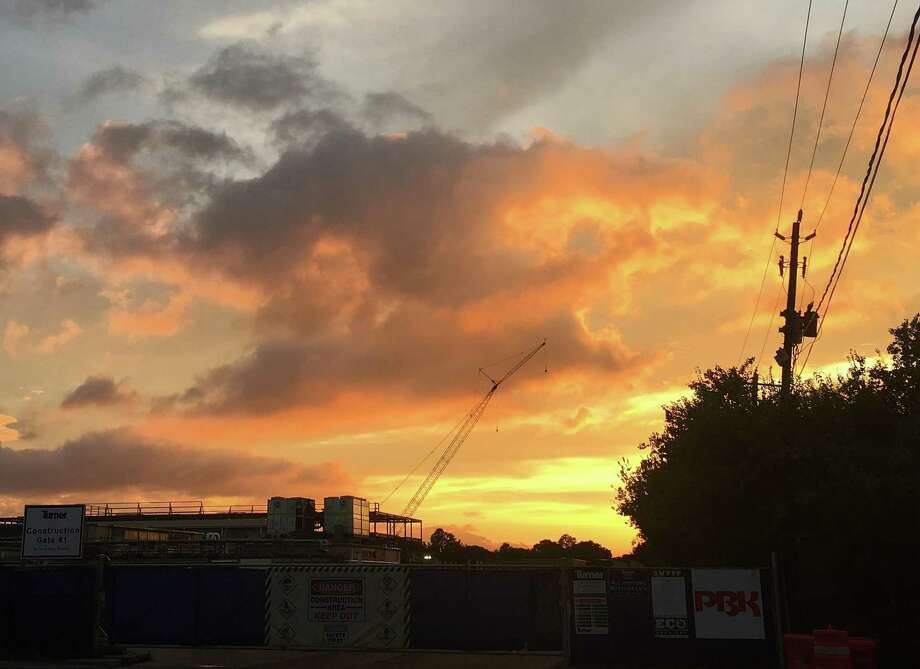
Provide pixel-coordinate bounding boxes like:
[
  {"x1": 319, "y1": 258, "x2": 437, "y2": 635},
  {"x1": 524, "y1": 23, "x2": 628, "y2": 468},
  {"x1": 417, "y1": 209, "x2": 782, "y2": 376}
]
[
  {"x1": 78, "y1": 122, "x2": 645, "y2": 416},
  {"x1": 0, "y1": 429, "x2": 352, "y2": 495},
  {"x1": 176, "y1": 308, "x2": 630, "y2": 416},
  {"x1": 90, "y1": 119, "x2": 243, "y2": 163},
  {"x1": 183, "y1": 42, "x2": 340, "y2": 112},
  {"x1": 271, "y1": 108, "x2": 354, "y2": 145},
  {"x1": 2, "y1": 0, "x2": 100, "y2": 23},
  {"x1": 362, "y1": 92, "x2": 432, "y2": 129},
  {"x1": 186, "y1": 129, "x2": 502, "y2": 293},
  {"x1": 68, "y1": 119, "x2": 248, "y2": 261},
  {"x1": 0, "y1": 195, "x2": 55, "y2": 241},
  {"x1": 76, "y1": 66, "x2": 146, "y2": 103},
  {"x1": 0, "y1": 194, "x2": 56, "y2": 275},
  {"x1": 407, "y1": 1, "x2": 660, "y2": 130},
  {"x1": 60, "y1": 375, "x2": 134, "y2": 409},
  {"x1": 0, "y1": 106, "x2": 54, "y2": 181}
]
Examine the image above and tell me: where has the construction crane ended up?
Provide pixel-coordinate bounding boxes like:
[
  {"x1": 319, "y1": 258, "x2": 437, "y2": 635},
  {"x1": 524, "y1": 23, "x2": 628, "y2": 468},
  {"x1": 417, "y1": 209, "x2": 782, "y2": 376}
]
[{"x1": 401, "y1": 339, "x2": 546, "y2": 518}]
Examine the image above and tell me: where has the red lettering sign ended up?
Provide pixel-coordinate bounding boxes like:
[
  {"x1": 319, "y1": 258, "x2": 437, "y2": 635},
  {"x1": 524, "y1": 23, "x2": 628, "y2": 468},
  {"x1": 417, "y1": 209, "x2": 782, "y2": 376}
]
[{"x1": 694, "y1": 590, "x2": 761, "y2": 617}]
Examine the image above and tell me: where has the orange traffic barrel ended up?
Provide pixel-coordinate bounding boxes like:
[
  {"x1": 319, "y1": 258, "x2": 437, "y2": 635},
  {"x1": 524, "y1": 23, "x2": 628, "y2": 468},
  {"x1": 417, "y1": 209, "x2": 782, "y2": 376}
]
[
  {"x1": 813, "y1": 627, "x2": 851, "y2": 669},
  {"x1": 849, "y1": 637, "x2": 877, "y2": 669},
  {"x1": 783, "y1": 633, "x2": 814, "y2": 668}
]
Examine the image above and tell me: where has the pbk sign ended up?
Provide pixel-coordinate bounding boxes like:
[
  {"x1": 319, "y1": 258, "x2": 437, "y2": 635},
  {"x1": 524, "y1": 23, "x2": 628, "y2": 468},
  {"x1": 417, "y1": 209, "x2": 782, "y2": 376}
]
[{"x1": 22, "y1": 504, "x2": 86, "y2": 559}]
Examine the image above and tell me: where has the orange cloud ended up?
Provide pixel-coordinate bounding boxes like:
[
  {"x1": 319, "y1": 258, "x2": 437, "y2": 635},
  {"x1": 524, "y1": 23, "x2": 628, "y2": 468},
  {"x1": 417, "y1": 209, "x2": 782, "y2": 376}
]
[
  {"x1": 109, "y1": 291, "x2": 193, "y2": 337},
  {"x1": 3, "y1": 319, "x2": 82, "y2": 358}
]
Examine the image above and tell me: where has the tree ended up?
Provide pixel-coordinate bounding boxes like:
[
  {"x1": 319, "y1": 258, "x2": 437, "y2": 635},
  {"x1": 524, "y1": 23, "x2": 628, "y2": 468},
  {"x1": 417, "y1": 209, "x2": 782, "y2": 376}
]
[
  {"x1": 429, "y1": 528, "x2": 462, "y2": 560},
  {"x1": 615, "y1": 314, "x2": 920, "y2": 661},
  {"x1": 531, "y1": 538, "x2": 565, "y2": 558},
  {"x1": 570, "y1": 540, "x2": 612, "y2": 561},
  {"x1": 558, "y1": 533, "x2": 577, "y2": 550}
]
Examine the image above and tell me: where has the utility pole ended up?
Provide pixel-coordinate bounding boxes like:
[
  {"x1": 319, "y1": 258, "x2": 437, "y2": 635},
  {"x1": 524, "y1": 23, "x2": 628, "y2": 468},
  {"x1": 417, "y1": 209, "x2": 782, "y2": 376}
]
[{"x1": 774, "y1": 209, "x2": 816, "y2": 398}]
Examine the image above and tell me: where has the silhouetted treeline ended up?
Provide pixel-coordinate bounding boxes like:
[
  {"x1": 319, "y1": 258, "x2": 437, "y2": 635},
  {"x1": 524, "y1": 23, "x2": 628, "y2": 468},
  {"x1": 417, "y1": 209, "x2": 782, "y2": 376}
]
[
  {"x1": 424, "y1": 528, "x2": 612, "y2": 563},
  {"x1": 616, "y1": 314, "x2": 920, "y2": 664}
]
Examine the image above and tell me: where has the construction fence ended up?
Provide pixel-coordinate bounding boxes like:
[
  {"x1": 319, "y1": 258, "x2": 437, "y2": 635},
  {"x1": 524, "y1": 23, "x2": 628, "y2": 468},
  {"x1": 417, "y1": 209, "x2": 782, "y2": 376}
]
[{"x1": 0, "y1": 563, "x2": 774, "y2": 664}]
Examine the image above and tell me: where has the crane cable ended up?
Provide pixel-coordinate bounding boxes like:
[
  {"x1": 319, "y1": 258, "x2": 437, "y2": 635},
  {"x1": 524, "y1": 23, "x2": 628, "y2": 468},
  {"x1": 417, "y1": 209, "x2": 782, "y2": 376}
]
[
  {"x1": 379, "y1": 411, "x2": 468, "y2": 506},
  {"x1": 738, "y1": 0, "x2": 813, "y2": 367},
  {"x1": 799, "y1": 0, "x2": 920, "y2": 377}
]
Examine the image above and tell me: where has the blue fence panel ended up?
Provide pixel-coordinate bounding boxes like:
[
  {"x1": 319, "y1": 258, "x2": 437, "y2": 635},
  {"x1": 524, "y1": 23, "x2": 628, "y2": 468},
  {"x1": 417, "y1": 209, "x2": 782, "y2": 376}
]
[
  {"x1": 197, "y1": 567, "x2": 266, "y2": 645},
  {"x1": 409, "y1": 568, "x2": 562, "y2": 651},
  {"x1": 0, "y1": 567, "x2": 10, "y2": 655},
  {"x1": 528, "y1": 569, "x2": 563, "y2": 650},
  {"x1": 410, "y1": 568, "x2": 468, "y2": 649},
  {"x1": 109, "y1": 566, "x2": 197, "y2": 644},
  {"x1": 9, "y1": 567, "x2": 97, "y2": 657},
  {"x1": 466, "y1": 570, "x2": 531, "y2": 650}
]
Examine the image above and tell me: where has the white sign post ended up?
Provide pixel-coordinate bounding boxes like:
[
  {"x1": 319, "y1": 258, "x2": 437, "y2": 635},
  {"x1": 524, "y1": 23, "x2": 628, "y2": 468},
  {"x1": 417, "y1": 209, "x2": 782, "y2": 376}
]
[{"x1": 22, "y1": 504, "x2": 86, "y2": 559}]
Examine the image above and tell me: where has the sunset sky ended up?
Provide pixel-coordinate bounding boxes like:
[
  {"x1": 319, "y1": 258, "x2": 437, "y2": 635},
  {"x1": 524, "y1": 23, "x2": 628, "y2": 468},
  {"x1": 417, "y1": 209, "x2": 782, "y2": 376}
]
[{"x1": 2, "y1": 0, "x2": 919, "y2": 553}]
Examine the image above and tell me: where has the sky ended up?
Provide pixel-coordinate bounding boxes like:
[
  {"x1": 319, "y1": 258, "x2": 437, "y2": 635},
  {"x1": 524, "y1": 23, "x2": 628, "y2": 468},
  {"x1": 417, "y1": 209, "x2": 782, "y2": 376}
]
[{"x1": 1, "y1": 0, "x2": 919, "y2": 553}]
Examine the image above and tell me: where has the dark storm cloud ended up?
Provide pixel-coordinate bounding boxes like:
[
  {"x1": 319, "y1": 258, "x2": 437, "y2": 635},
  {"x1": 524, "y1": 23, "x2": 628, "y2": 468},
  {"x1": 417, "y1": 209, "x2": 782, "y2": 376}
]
[
  {"x1": 362, "y1": 92, "x2": 432, "y2": 128},
  {"x1": 91, "y1": 120, "x2": 243, "y2": 163},
  {"x1": 177, "y1": 309, "x2": 630, "y2": 416},
  {"x1": 183, "y1": 129, "x2": 540, "y2": 306},
  {"x1": 60, "y1": 375, "x2": 134, "y2": 409},
  {"x1": 183, "y1": 42, "x2": 340, "y2": 112},
  {"x1": 0, "y1": 429, "x2": 351, "y2": 495},
  {"x1": 76, "y1": 66, "x2": 146, "y2": 103},
  {"x1": 270, "y1": 108, "x2": 354, "y2": 145},
  {"x1": 0, "y1": 195, "x2": 55, "y2": 241}
]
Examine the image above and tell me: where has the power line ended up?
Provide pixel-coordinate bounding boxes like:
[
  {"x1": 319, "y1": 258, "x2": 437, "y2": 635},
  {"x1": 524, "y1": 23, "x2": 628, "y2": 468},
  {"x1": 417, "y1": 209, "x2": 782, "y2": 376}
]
[
  {"x1": 813, "y1": 0, "x2": 900, "y2": 234},
  {"x1": 797, "y1": 0, "x2": 852, "y2": 313},
  {"x1": 815, "y1": 2, "x2": 919, "y2": 316},
  {"x1": 799, "y1": 1, "x2": 920, "y2": 377},
  {"x1": 755, "y1": 278, "x2": 786, "y2": 372},
  {"x1": 737, "y1": 236, "x2": 778, "y2": 366},
  {"x1": 737, "y1": 0, "x2": 813, "y2": 366},
  {"x1": 800, "y1": 0, "x2": 850, "y2": 210},
  {"x1": 779, "y1": 0, "x2": 813, "y2": 233}
]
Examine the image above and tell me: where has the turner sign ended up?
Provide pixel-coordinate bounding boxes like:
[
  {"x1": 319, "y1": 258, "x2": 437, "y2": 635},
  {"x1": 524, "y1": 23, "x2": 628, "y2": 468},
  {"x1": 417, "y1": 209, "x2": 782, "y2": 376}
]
[{"x1": 22, "y1": 504, "x2": 86, "y2": 559}]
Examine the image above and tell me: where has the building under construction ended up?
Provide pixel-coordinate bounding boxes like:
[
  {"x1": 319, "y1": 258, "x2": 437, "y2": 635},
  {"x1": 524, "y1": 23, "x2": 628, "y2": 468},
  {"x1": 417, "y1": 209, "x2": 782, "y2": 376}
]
[{"x1": 0, "y1": 495, "x2": 422, "y2": 564}]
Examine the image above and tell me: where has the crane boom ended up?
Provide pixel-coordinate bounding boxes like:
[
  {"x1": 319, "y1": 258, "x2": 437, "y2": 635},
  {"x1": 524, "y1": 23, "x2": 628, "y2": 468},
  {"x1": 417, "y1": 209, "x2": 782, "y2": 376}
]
[{"x1": 401, "y1": 339, "x2": 545, "y2": 517}]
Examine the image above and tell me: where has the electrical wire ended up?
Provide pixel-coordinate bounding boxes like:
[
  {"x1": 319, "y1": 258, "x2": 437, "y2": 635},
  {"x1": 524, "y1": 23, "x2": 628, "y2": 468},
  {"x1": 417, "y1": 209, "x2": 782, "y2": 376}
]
[
  {"x1": 813, "y1": 0, "x2": 899, "y2": 234},
  {"x1": 797, "y1": 0, "x2": 852, "y2": 312},
  {"x1": 755, "y1": 277, "x2": 787, "y2": 372},
  {"x1": 737, "y1": 0, "x2": 813, "y2": 366},
  {"x1": 800, "y1": 0, "x2": 850, "y2": 209},
  {"x1": 737, "y1": 237, "x2": 777, "y2": 366},
  {"x1": 815, "y1": 3, "x2": 919, "y2": 316},
  {"x1": 799, "y1": 1, "x2": 920, "y2": 377}
]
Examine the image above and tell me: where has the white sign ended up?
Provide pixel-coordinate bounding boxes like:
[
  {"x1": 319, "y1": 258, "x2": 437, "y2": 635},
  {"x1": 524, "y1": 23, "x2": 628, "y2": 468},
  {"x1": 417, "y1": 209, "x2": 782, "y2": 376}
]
[
  {"x1": 651, "y1": 571, "x2": 689, "y2": 639},
  {"x1": 691, "y1": 569, "x2": 765, "y2": 639},
  {"x1": 22, "y1": 504, "x2": 85, "y2": 559},
  {"x1": 267, "y1": 566, "x2": 408, "y2": 648},
  {"x1": 573, "y1": 570, "x2": 608, "y2": 635}
]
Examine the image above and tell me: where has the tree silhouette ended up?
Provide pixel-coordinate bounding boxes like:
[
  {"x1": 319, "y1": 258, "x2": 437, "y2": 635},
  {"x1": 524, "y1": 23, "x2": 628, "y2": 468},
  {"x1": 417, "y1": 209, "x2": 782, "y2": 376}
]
[{"x1": 615, "y1": 314, "x2": 920, "y2": 662}]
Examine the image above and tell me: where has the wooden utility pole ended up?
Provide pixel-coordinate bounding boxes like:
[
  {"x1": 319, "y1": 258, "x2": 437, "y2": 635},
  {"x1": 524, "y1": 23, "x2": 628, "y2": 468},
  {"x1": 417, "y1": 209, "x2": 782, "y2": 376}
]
[{"x1": 774, "y1": 209, "x2": 816, "y2": 398}]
